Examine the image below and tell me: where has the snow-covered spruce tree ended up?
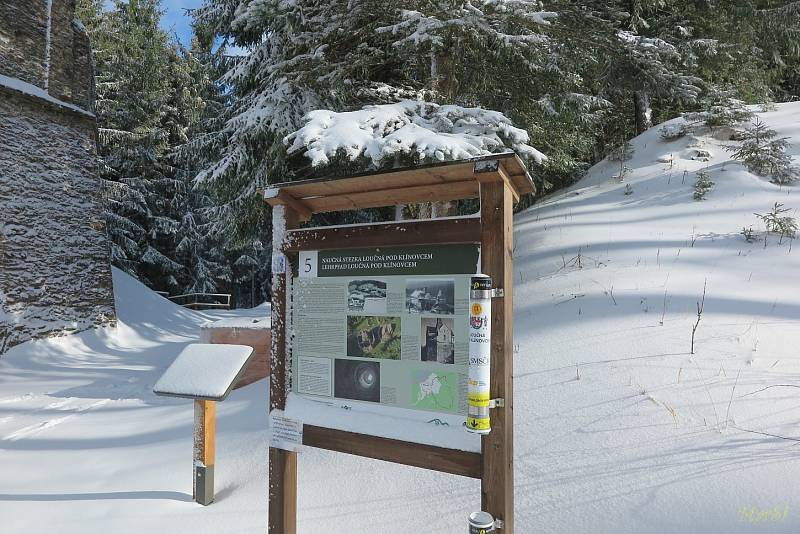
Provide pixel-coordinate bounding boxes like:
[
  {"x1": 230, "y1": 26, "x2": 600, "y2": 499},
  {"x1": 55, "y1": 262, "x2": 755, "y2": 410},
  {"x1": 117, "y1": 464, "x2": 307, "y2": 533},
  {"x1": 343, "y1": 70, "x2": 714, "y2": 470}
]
[
  {"x1": 171, "y1": 31, "x2": 235, "y2": 295},
  {"x1": 630, "y1": 1, "x2": 800, "y2": 127},
  {"x1": 693, "y1": 170, "x2": 714, "y2": 200},
  {"x1": 371, "y1": 1, "x2": 605, "y2": 203},
  {"x1": 756, "y1": 202, "x2": 798, "y2": 243},
  {"x1": 173, "y1": 207, "x2": 231, "y2": 293},
  {"x1": 191, "y1": 0, "x2": 396, "y2": 246},
  {"x1": 79, "y1": 0, "x2": 227, "y2": 293},
  {"x1": 79, "y1": 0, "x2": 177, "y2": 285},
  {"x1": 551, "y1": 1, "x2": 702, "y2": 137},
  {"x1": 375, "y1": 2, "x2": 556, "y2": 103},
  {"x1": 729, "y1": 2, "x2": 800, "y2": 104},
  {"x1": 193, "y1": 0, "x2": 580, "y2": 236},
  {"x1": 726, "y1": 118, "x2": 799, "y2": 184},
  {"x1": 555, "y1": 0, "x2": 800, "y2": 138}
]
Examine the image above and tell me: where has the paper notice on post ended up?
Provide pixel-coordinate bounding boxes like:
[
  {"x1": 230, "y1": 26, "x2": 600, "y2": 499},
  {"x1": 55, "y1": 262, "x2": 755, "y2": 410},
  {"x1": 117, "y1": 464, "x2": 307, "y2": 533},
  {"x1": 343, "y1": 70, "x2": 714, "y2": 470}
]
[{"x1": 270, "y1": 411, "x2": 303, "y2": 451}]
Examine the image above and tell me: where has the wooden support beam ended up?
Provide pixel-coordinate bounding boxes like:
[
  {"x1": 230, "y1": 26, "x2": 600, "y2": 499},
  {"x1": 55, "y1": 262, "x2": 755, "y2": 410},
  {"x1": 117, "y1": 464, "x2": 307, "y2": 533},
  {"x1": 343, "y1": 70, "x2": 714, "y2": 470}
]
[
  {"x1": 283, "y1": 217, "x2": 481, "y2": 252},
  {"x1": 284, "y1": 180, "x2": 480, "y2": 214},
  {"x1": 269, "y1": 206, "x2": 300, "y2": 534},
  {"x1": 475, "y1": 167, "x2": 520, "y2": 204},
  {"x1": 199, "y1": 400, "x2": 216, "y2": 465},
  {"x1": 270, "y1": 206, "x2": 299, "y2": 413},
  {"x1": 264, "y1": 153, "x2": 534, "y2": 201},
  {"x1": 269, "y1": 447, "x2": 297, "y2": 534},
  {"x1": 277, "y1": 190, "x2": 312, "y2": 222},
  {"x1": 479, "y1": 180, "x2": 515, "y2": 532},
  {"x1": 303, "y1": 425, "x2": 482, "y2": 479}
]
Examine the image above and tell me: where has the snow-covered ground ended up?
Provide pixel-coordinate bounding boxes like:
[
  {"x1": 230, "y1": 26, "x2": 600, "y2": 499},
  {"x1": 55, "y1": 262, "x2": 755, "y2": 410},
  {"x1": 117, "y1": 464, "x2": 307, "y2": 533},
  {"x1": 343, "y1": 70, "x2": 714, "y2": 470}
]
[
  {"x1": 2, "y1": 103, "x2": 800, "y2": 533},
  {"x1": 0, "y1": 272, "x2": 270, "y2": 533}
]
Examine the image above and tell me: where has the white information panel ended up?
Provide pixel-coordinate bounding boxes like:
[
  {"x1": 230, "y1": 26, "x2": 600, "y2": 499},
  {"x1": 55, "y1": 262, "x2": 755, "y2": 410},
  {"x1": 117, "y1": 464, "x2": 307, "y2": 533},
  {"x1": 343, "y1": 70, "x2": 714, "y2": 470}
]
[{"x1": 291, "y1": 244, "x2": 480, "y2": 417}]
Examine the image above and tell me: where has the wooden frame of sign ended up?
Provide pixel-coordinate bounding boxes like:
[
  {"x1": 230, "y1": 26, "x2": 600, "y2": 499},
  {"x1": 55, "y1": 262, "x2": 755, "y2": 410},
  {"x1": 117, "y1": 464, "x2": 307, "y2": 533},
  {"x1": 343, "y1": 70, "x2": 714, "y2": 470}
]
[{"x1": 264, "y1": 152, "x2": 533, "y2": 534}]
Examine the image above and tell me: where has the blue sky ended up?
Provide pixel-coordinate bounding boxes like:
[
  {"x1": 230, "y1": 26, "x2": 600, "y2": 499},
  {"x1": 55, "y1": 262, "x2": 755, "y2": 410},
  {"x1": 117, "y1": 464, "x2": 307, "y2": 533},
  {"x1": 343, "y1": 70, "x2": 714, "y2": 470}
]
[
  {"x1": 102, "y1": 0, "x2": 245, "y2": 52},
  {"x1": 160, "y1": 0, "x2": 202, "y2": 46}
]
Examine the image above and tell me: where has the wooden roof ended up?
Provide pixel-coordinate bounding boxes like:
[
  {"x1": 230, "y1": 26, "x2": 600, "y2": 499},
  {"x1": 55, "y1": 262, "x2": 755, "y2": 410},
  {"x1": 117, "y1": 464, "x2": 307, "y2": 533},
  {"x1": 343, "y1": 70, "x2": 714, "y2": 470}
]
[{"x1": 263, "y1": 152, "x2": 534, "y2": 218}]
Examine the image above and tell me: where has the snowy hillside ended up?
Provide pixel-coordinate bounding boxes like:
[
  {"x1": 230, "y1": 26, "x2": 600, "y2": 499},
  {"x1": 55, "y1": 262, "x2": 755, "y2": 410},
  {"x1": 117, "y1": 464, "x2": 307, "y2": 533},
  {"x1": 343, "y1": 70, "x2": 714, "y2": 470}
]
[
  {"x1": 2, "y1": 103, "x2": 800, "y2": 533},
  {"x1": 510, "y1": 102, "x2": 800, "y2": 532}
]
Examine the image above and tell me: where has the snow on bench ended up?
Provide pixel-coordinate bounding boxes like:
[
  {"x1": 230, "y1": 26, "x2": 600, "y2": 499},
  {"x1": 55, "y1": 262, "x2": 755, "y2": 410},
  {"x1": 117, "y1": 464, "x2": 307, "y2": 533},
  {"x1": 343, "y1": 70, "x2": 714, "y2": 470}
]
[{"x1": 153, "y1": 343, "x2": 255, "y2": 401}]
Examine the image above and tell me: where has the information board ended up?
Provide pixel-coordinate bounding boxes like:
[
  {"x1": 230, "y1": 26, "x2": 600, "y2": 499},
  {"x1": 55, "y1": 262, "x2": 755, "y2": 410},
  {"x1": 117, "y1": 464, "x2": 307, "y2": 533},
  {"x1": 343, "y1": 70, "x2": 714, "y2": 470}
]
[{"x1": 291, "y1": 244, "x2": 480, "y2": 416}]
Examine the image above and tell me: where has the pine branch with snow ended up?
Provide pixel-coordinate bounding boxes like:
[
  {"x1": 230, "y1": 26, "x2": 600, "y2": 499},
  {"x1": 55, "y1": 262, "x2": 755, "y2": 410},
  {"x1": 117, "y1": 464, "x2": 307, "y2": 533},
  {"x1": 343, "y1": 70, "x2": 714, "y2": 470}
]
[{"x1": 285, "y1": 100, "x2": 546, "y2": 169}]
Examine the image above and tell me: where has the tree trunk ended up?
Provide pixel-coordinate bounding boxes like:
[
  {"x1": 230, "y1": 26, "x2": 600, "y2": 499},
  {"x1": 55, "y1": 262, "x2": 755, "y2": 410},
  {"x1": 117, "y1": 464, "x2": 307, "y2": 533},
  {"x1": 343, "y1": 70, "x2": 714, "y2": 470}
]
[
  {"x1": 424, "y1": 44, "x2": 458, "y2": 220},
  {"x1": 404, "y1": 34, "x2": 460, "y2": 221},
  {"x1": 634, "y1": 91, "x2": 653, "y2": 135}
]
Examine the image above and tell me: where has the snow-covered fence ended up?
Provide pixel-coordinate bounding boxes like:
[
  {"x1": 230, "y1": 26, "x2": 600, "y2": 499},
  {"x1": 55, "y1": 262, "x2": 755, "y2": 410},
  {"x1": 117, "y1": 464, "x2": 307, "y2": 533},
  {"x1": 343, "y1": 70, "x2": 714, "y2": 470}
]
[{"x1": 168, "y1": 292, "x2": 231, "y2": 310}]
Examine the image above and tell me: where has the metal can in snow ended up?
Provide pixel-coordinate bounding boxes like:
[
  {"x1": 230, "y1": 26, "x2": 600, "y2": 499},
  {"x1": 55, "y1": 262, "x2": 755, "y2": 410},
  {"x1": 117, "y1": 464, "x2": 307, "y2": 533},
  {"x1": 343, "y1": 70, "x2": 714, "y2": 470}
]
[
  {"x1": 468, "y1": 511, "x2": 495, "y2": 533},
  {"x1": 466, "y1": 274, "x2": 492, "y2": 434}
]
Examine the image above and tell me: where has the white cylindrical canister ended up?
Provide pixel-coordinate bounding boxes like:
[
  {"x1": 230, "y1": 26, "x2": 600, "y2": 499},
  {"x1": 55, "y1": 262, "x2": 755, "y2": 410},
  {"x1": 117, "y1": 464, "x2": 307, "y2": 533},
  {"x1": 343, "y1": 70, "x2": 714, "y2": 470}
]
[
  {"x1": 468, "y1": 511, "x2": 495, "y2": 533},
  {"x1": 467, "y1": 274, "x2": 492, "y2": 434}
]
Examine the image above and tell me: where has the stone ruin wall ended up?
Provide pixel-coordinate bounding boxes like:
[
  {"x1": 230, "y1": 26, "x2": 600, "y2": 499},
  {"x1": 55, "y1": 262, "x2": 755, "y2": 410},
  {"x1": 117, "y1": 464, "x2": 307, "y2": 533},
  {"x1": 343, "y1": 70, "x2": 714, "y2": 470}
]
[{"x1": 0, "y1": 0, "x2": 115, "y2": 353}]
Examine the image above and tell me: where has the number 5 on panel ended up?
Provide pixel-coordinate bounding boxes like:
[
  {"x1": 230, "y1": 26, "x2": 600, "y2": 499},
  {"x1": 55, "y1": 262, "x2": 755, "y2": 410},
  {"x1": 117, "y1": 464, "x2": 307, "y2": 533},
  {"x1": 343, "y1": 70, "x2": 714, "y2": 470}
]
[{"x1": 299, "y1": 250, "x2": 318, "y2": 278}]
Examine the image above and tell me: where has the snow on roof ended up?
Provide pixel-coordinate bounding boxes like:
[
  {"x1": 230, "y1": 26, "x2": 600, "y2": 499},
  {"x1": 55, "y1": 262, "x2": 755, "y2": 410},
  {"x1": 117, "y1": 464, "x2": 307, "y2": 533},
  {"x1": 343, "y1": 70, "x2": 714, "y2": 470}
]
[
  {"x1": 284, "y1": 100, "x2": 546, "y2": 168},
  {"x1": 153, "y1": 343, "x2": 254, "y2": 400},
  {"x1": 0, "y1": 73, "x2": 94, "y2": 118}
]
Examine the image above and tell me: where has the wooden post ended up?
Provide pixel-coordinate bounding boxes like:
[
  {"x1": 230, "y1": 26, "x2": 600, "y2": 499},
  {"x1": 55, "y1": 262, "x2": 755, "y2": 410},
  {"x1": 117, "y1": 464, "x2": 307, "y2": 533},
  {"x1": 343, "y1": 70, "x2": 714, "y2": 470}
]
[
  {"x1": 479, "y1": 180, "x2": 514, "y2": 532},
  {"x1": 269, "y1": 206, "x2": 300, "y2": 534},
  {"x1": 193, "y1": 399, "x2": 216, "y2": 505}
]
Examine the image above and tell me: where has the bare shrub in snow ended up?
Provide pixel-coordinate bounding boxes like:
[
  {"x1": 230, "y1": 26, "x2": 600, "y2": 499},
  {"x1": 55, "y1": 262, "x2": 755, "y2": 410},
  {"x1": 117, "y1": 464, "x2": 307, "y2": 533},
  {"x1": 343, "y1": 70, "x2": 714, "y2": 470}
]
[{"x1": 691, "y1": 280, "x2": 707, "y2": 355}]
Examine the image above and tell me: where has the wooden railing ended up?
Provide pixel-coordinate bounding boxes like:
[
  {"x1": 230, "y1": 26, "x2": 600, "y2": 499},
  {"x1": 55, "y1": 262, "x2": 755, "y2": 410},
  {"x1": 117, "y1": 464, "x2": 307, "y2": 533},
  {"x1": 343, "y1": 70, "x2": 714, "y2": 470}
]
[{"x1": 168, "y1": 293, "x2": 232, "y2": 310}]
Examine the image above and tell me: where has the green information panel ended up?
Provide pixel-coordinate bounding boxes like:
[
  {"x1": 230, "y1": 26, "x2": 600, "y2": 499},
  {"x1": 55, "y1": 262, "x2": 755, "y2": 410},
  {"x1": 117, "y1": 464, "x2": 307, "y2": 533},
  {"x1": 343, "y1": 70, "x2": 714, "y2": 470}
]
[{"x1": 291, "y1": 244, "x2": 479, "y2": 415}]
